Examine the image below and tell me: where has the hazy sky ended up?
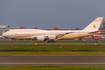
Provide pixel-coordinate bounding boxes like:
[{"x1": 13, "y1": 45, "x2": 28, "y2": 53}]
[{"x1": 0, "y1": 0, "x2": 105, "y2": 29}]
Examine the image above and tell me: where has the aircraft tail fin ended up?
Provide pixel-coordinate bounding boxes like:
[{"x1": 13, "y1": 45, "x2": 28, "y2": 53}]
[{"x1": 83, "y1": 17, "x2": 103, "y2": 31}]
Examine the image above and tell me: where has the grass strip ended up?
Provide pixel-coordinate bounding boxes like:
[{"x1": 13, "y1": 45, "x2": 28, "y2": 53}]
[
  {"x1": 0, "y1": 51, "x2": 105, "y2": 55},
  {"x1": 0, "y1": 40, "x2": 88, "y2": 43},
  {"x1": 0, "y1": 66, "x2": 105, "y2": 70},
  {"x1": 0, "y1": 45, "x2": 105, "y2": 52},
  {"x1": 0, "y1": 45, "x2": 105, "y2": 55},
  {"x1": 99, "y1": 40, "x2": 105, "y2": 43},
  {"x1": 0, "y1": 40, "x2": 105, "y2": 43}
]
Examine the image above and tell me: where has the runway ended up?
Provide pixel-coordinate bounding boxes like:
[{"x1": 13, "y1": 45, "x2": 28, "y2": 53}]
[
  {"x1": 0, "y1": 55, "x2": 105, "y2": 66},
  {"x1": 0, "y1": 43, "x2": 105, "y2": 45}
]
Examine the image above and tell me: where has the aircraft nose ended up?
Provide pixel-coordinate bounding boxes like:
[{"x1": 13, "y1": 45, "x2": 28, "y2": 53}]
[{"x1": 2, "y1": 32, "x2": 7, "y2": 37}]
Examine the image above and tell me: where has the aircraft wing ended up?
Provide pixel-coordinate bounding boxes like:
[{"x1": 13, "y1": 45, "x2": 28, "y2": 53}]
[
  {"x1": 55, "y1": 32, "x2": 74, "y2": 39},
  {"x1": 56, "y1": 32, "x2": 73, "y2": 37},
  {"x1": 32, "y1": 32, "x2": 74, "y2": 41}
]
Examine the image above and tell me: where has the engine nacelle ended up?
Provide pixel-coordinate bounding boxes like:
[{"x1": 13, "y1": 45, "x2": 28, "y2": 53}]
[
  {"x1": 46, "y1": 35, "x2": 56, "y2": 40},
  {"x1": 34, "y1": 35, "x2": 57, "y2": 41},
  {"x1": 35, "y1": 36, "x2": 45, "y2": 41}
]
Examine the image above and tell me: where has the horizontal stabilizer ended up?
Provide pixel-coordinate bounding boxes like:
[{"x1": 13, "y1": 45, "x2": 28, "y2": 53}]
[{"x1": 88, "y1": 31, "x2": 100, "y2": 34}]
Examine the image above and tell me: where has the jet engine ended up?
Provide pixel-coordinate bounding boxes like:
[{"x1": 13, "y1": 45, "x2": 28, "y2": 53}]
[
  {"x1": 45, "y1": 35, "x2": 57, "y2": 40},
  {"x1": 35, "y1": 36, "x2": 45, "y2": 41},
  {"x1": 34, "y1": 35, "x2": 57, "y2": 41}
]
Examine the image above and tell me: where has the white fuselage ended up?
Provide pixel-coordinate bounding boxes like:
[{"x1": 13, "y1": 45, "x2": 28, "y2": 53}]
[{"x1": 2, "y1": 29, "x2": 100, "y2": 39}]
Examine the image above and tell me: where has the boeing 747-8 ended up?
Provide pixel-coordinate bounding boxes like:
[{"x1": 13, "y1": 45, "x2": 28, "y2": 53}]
[{"x1": 2, "y1": 17, "x2": 103, "y2": 42}]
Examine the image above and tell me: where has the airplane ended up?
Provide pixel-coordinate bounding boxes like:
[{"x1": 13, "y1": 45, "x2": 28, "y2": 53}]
[{"x1": 2, "y1": 17, "x2": 103, "y2": 42}]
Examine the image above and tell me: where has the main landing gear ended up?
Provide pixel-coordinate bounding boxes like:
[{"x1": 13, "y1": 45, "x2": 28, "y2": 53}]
[{"x1": 47, "y1": 40, "x2": 56, "y2": 43}]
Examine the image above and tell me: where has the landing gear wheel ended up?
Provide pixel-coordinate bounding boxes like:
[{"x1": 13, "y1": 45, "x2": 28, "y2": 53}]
[{"x1": 47, "y1": 40, "x2": 56, "y2": 43}]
